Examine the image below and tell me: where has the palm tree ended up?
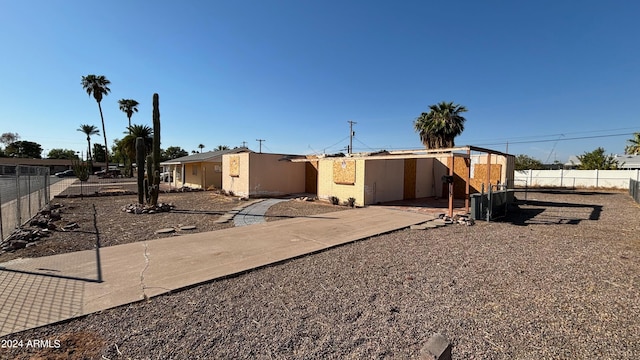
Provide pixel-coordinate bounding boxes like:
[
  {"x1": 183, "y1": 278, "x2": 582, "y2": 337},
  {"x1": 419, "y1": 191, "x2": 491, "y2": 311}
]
[
  {"x1": 118, "y1": 99, "x2": 140, "y2": 132},
  {"x1": 119, "y1": 124, "x2": 154, "y2": 162},
  {"x1": 198, "y1": 144, "x2": 205, "y2": 153},
  {"x1": 414, "y1": 101, "x2": 467, "y2": 149},
  {"x1": 625, "y1": 132, "x2": 640, "y2": 155},
  {"x1": 81, "y1": 74, "x2": 111, "y2": 168},
  {"x1": 214, "y1": 145, "x2": 230, "y2": 151},
  {"x1": 77, "y1": 124, "x2": 100, "y2": 161}
]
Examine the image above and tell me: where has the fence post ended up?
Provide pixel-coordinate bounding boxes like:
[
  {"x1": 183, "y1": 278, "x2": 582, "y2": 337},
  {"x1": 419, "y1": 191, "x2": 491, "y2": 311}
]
[
  {"x1": 0, "y1": 186, "x2": 3, "y2": 240},
  {"x1": 595, "y1": 169, "x2": 599, "y2": 188},
  {"x1": 15, "y1": 165, "x2": 21, "y2": 227},
  {"x1": 560, "y1": 168, "x2": 563, "y2": 187},
  {"x1": 27, "y1": 170, "x2": 32, "y2": 219}
]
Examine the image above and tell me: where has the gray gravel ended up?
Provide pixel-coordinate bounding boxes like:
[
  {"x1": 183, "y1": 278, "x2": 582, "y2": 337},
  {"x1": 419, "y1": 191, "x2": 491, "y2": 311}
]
[{"x1": 1, "y1": 190, "x2": 639, "y2": 359}]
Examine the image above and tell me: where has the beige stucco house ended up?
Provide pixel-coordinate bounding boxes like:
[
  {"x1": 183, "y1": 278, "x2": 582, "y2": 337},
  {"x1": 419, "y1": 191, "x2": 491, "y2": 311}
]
[
  {"x1": 222, "y1": 146, "x2": 514, "y2": 208},
  {"x1": 161, "y1": 147, "x2": 251, "y2": 190}
]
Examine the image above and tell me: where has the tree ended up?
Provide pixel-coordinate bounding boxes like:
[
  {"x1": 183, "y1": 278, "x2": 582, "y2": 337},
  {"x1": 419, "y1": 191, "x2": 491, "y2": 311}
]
[
  {"x1": 625, "y1": 132, "x2": 640, "y2": 155},
  {"x1": 77, "y1": 124, "x2": 100, "y2": 161},
  {"x1": 198, "y1": 144, "x2": 205, "y2": 153},
  {"x1": 162, "y1": 146, "x2": 189, "y2": 161},
  {"x1": 118, "y1": 99, "x2": 140, "y2": 132},
  {"x1": 0, "y1": 132, "x2": 19, "y2": 147},
  {"x1": 5, "y1": 141, "x2": 43, "y2": 158},
  {"x1": 47, "y1": 148, "x2": 79, "y2": 160},
  {"x1": 414, "y1": 101, "x2": 467, "y2": 149},
  {"x1": 93, "y1": 143, "x2": 106, "y2": 163},
  {"x1": 576, "y1": 147, "x2": 620, "y2": 170},
  {"x1": 214, "y1": 145, "x2": 230, "y2": 151},
  {"x1": 118, "y1": 124, "x2": 153, "y2": 162},
  {"x1": 81, "y1": 74, "x2": 111, "y2": 169},
  {"x1": 515, "y1": 154, "x2": 544, "y2": 171}
]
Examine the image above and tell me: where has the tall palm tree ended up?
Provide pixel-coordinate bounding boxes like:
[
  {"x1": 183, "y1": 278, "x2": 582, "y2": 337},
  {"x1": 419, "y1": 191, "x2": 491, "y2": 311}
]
[
  {"x1": 625, "y1": 132, "x2": 640, "y2": 155},
  {"x1": 198, "y1": 144, "x2": 205, "y2": 153},
  {"x1": 414, "y1": 101, "x2": 467, "y2": 149},
  {"x1": 81, "y1": 74, "x2": 111, "y2": 168},
  {"x1": 77, "y1": 124, "x2": 100, "y2": 161},
  {"x1": 118, "y1": 99, "x2": 140, "y2": 132}
]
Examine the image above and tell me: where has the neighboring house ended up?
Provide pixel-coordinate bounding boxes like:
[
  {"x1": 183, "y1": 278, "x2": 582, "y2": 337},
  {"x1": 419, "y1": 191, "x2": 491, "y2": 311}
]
[
  {"x1": 222, "y1": 146, "x2": 515, "y2": 207},
  {"x1": 0, "y1": 157, "x2": 107, "y2": 174},
  {"x1": 564, "y1": 154, "x2": 640, "y2": 170},
  {"x1": 613, "y1": 154, "x2": 640, "y2": 169},
  {"x1": 161, "y1": 147, "x2": 251, "y2": 190},
  {"x1": 565, "y1": 155, "x2": 581, "y2": 169}
]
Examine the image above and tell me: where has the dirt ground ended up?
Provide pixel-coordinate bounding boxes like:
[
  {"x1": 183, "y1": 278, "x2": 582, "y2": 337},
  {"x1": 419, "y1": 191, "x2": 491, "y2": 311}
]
[
  {"x1": 1, "y1": 190, "x2": 639, "y2": 359},
  {"x1": 0, "y1": 192, "x2": 341, "y2": 263}
]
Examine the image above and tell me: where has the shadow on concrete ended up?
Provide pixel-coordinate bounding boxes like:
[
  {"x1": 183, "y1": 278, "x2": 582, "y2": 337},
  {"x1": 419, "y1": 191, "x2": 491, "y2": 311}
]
[{"x1": 0, "y1": 271, "x2": 84, "y2": 336}]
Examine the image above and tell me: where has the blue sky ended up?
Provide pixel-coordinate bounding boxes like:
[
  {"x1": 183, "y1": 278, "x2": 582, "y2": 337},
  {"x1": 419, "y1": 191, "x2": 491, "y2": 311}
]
[{"x1": 0, "y1": 0, "x2": 638, "y2": 163}]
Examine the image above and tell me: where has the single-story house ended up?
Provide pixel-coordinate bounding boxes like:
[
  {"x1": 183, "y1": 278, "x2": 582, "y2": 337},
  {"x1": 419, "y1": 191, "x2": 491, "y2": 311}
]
[
  {"x1": 160, "y1": 147, "x2": 251, "y2": 189},
  {"x1": 222, "y1": 146, "x2": 515, "y2": 209}
]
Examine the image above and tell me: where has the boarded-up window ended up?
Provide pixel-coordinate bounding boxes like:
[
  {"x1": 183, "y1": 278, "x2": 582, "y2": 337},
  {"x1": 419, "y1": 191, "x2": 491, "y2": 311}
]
[
  {"x1": 229, "y1": 156, "x2": 240, "y2": 177},
  {"x1": 333, "y1": 159, "x2": 356, "y2": 185}
]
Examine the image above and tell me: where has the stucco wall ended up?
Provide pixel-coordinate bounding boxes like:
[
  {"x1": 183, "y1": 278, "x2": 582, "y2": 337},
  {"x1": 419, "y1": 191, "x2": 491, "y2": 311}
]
[
  {"x1": 182, "y1": 163, "x2": 203, "y2": 189},
  {"x1": 363, "y1": 159, "x2": 404, "y2": 204},
  {"x1": 223, "y1": 153, "x2": 305, "y2": 197},
  {"x1": 247, "y1": 153, "x2": 306, "y2": 196},
  {"x1": 317, "y1": 158, "x2": 366, "y2": 206},
  {"x1": 222, "y1": 153, "x2": 251, "y2": 196},
  {"x1": 415, "y1": 158, "x2": 435, "y2": 198}
]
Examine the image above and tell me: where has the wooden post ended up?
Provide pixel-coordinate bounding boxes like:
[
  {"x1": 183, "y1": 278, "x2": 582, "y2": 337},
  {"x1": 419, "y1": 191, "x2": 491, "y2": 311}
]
[
  {"x1": 449, "y1": 153, "x2": 454, "y2": 217},
  {"x1": 465, "y1": 149, "x2": 471, "y2": 214}
]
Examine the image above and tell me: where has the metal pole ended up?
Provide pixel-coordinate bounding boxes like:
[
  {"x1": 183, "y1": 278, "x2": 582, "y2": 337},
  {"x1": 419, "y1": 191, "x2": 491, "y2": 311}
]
[
  {"x1": 487, "y1": 183, "x2": 492, "y2": 222},
  {"x1": 16, "y1": 165, "x2": 21, "y2": 227},
  {"x1": 0, "y1": 185, "x2": 4, "y2": 240},
  {"x1": 27, "y1": 171, "x2": 32, "y2": 219}
]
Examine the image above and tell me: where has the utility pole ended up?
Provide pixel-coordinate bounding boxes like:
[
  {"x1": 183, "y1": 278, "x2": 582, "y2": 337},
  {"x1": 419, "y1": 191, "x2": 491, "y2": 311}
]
[
  {"x1": 256, "y1": 139, "x2": 265, "y2": 153},
  {"x1": 241, "y1": 141, "x2": 247, "y2": 148},
  {"x1": 348, "y1": 120, "x2": 357, "y2": 155}
]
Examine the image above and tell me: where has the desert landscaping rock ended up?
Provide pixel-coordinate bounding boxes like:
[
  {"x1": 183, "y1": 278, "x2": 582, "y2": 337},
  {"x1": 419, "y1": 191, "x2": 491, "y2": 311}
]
[
  {"x1": 154, "y1": 228, "x2": 176, "y2": 234},
  {"x1": 2, "y1": 190, "x2": 639, "y2": 359},
  {"x1": 178, "y1": 225, "x2": 197, "y2": 231}
]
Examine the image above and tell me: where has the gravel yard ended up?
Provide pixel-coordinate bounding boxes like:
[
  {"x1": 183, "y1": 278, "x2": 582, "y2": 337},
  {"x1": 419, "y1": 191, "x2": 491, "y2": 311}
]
[{"x1": 1, "y1": 190, "x2": 639, "y2": 359}]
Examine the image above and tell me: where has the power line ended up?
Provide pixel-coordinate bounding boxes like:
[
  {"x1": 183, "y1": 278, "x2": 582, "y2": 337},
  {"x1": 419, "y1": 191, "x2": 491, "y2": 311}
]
[
  {"x1": 463, "y1": 127, "x2": 638, "y2": 144},
  {"x1": 321, "y1": 136, "x2": 350, "y2": 154},
  {"x1": 472, "y1": 132, "x2": 634, "y2": 147}
]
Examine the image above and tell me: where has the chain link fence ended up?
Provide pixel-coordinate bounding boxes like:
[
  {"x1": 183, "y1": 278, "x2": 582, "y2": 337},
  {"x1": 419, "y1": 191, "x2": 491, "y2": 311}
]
[{"x1": 0, "y1": 165, "x2": 50, "y2": 240}]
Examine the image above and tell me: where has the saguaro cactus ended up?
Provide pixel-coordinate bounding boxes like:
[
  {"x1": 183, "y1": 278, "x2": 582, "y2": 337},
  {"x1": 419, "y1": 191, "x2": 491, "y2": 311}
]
[
  {"x1": 148, "y1": 93, "x2": 161, "y2": 206},
  {"x1": 136, "y1": 137, "x2": 146, "y2": 204}
]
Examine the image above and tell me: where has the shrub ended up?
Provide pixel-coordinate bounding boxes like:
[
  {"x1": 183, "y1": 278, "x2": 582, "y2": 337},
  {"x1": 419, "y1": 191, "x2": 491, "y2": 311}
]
[{"x1": 329, "y1": 196, "x2": 340, "y2": 205}]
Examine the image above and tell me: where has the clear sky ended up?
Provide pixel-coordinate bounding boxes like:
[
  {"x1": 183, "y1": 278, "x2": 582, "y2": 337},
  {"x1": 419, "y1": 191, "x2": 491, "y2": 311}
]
[{"x1": 1, "y1": 0, "x2": 638, "y2": 163}]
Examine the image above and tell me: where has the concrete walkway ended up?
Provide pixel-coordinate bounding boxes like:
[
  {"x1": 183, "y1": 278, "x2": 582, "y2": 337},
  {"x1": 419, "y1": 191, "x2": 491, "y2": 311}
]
[
  {"x1": 233, "y1": 199, "x2": 288, "y2": 226},
  {"x1": 0, "y1": 207, "x2": 432, "y2": 336}
]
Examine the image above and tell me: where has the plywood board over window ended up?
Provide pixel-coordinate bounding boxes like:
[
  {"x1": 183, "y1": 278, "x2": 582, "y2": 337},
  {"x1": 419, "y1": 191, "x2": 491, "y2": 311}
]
[
  {"x1": 229, "y1": 156, "x2": 240, "y2": 177},
  {"x1": 333, "y1": 159, "x2": 356, "y2": 185}
]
